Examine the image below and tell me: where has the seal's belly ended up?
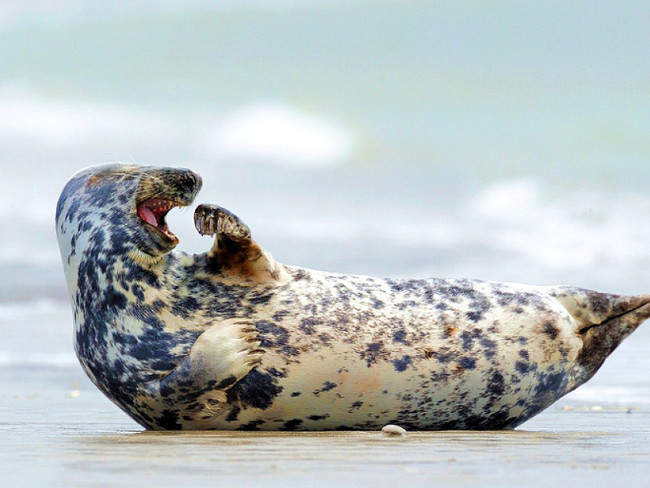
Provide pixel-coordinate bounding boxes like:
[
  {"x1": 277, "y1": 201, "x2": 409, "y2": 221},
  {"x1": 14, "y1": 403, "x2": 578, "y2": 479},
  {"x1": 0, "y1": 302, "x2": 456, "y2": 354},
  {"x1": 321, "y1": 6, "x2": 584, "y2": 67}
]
[
  {"x1": 207, "y1": 277, "x2": 582, "y2": 430},
  {"x1": 213, "y1": 334, "x2": 577, "y2": 430}
]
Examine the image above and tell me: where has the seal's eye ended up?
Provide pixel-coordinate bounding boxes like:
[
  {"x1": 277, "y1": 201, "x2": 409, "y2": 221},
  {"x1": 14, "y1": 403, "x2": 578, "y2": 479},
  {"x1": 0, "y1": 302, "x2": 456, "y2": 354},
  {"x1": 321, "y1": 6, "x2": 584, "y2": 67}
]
[{"x1": 137, "y1": 198, "x2": 178, "y2": 241}]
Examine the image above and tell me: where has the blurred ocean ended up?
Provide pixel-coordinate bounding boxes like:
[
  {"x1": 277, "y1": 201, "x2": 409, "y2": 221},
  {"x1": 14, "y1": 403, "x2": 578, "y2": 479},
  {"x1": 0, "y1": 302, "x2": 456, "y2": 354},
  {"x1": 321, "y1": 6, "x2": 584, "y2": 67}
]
[
  {"x1": 1, "y1": 0, "x2": 650, "y2": 437},
  {"x1": 2, "y1": 2, "x2": 650, "y2": 486}
]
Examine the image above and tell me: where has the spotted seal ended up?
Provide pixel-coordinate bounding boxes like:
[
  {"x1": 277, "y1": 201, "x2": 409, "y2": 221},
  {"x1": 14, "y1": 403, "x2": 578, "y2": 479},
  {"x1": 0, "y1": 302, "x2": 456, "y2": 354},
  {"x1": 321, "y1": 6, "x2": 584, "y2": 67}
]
[{"x1": 55, "y1": 163, "x2": 650, "y2": 431}]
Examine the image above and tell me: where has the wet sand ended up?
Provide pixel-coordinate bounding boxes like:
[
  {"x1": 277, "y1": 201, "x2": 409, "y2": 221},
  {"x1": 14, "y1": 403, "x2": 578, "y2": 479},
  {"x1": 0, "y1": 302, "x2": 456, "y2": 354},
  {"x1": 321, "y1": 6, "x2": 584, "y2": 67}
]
[{"x1": 3, "y1": 366, "x2": 649, "y2": 488}]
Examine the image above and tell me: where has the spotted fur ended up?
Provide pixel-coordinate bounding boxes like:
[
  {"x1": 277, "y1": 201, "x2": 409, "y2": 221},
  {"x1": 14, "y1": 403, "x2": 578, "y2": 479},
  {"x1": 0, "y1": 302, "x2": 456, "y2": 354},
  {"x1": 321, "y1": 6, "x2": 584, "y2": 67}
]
[{"x1": 56, "y1": 164, "x2": 650, "y2": 430}]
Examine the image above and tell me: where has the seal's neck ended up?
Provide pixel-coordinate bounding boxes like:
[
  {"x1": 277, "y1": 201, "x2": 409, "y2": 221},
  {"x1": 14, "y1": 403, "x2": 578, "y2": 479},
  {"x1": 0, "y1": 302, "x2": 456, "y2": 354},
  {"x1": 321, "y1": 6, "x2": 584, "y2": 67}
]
[{"x1": 128, "y1": 248, "x2": 166, "y2": 267}]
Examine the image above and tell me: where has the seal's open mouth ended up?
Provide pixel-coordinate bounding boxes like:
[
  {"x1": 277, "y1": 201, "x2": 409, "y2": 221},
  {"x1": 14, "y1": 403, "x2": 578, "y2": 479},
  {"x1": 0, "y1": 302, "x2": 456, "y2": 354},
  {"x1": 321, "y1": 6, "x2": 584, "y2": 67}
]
[{"x1": 137, "y1": 198, "x2": 180, "y2": 242}]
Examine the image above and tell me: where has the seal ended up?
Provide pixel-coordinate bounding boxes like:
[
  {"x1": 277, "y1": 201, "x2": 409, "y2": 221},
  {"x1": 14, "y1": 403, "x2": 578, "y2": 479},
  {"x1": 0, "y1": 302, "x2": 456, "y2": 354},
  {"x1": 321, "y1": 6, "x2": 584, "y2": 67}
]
[{"x1": 56, "y1": 163, "x2": 650, "y2": 431}]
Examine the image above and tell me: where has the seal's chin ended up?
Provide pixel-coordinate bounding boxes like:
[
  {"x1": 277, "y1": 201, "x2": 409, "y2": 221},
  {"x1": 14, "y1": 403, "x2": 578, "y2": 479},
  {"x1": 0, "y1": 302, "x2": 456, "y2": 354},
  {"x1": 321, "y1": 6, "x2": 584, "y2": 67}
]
[{"x1": 137, "y1": 197, "x2": 182, "y2": 244}]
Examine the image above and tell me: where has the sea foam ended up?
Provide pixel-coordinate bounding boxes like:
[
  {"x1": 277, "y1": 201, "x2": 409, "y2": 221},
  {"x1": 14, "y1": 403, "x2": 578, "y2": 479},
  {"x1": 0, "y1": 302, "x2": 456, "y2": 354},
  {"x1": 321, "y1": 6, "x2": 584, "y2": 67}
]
[
  {"x1": 0, "y1": 85, "x2": 177, "y2": 149},
  {"x1": 0, "y1": 85, "x2": 354, "y2": 168},
  {"x1": 0, "y1": 351, "x2": 77, "y2": 368},
  {"x1": 200, "y1": 103, "x2": 354, "y2": 167}
]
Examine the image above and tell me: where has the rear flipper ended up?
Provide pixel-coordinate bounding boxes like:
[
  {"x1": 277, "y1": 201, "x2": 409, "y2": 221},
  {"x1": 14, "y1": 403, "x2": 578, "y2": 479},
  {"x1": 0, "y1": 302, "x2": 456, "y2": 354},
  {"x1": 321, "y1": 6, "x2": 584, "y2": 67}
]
[{"x1": 551, "y1": 287, "x2": 650, "y2": 381}]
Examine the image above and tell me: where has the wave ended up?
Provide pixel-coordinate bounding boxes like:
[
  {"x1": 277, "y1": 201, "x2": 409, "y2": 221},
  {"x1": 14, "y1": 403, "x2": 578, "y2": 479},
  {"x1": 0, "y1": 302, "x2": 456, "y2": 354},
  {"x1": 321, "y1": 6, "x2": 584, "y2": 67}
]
[
  {"x1": 0, "y1": 85, "x2": 354, "y2": 168},
  {"x1": 257, "y1": 178, "x2": 650, "y2": 266},
  {"x1": 0, "y1": 351, "x2": 77, "y2": 368},
  {"x1": 464, "y1": 179, "x2": 650, "y2": 272},
  {"x1": 566, "y1": 386, "x2": 650, "y2": 406},
  {"x1": 0, "y1": 299, "x2": 69, "y2": 320},
  {"x1": 200, "y1": 103, "x2": 354, "y2": 167},
  {"x1": 205, "y1": 103, "x2": 352, "y2": 167},
  {"x1": 0, "y1": 84, "x2": 179, "y2": 149}
]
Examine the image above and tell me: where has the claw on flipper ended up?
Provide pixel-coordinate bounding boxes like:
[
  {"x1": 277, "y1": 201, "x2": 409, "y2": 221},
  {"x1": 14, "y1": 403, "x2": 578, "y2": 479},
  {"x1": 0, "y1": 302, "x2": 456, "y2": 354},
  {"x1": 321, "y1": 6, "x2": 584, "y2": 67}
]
[{"x1": 193, "y1": 204, "x2": 251, "y2": 241}]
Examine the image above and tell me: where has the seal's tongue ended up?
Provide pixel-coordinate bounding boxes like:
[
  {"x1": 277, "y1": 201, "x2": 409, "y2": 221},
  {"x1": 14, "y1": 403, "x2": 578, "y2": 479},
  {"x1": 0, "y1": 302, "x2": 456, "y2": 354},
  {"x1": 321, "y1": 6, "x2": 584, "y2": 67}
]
[
  {"x1": 138, "y1": 206, "x2": 157, "y2": 227},
  {"x1": 136, "y1": 197, "x2": 180, "y2": 243}
]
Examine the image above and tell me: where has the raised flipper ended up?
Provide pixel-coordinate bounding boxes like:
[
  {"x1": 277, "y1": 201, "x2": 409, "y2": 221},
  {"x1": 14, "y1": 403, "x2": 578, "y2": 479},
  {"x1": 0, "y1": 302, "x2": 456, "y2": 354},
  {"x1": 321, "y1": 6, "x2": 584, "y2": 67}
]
[
  {"x1": 194, "y1": 204, "x2": 287, "y2": 283},
  {"x1": 146, "y1": 318, "x2": 264, "y2": 421}
]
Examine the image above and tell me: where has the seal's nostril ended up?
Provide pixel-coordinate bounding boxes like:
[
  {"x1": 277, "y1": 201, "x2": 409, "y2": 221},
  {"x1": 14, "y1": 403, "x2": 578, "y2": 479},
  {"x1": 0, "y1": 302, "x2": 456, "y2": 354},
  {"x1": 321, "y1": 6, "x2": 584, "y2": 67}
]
[
  {"x1": 185, "y1": 171, "x2": 202, "y2": 193},
  {"x1": 193, "y1": 172, "x2": 203, "y2": 191}
]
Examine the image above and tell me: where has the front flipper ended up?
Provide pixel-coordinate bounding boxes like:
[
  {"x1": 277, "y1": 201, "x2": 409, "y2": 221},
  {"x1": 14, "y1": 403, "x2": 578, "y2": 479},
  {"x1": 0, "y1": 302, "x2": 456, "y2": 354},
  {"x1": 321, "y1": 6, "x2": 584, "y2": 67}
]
[
  {"x1": 194, "y1": 204, "x2": 286, "y2": 283},
  {"x1": 146, "y1": 319, "x2": 264, "y2": 424}
]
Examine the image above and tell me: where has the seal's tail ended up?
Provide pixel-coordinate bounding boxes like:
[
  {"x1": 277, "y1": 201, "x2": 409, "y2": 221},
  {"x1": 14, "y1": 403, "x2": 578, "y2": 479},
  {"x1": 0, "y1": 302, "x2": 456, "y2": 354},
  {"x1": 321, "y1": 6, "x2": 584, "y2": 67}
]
[
  {"x1": 550, "y1": 287, "x2": 650, "y2": 381},
  {"x1": 551, "y1": 288, "x2": 650, "y2": 330}
]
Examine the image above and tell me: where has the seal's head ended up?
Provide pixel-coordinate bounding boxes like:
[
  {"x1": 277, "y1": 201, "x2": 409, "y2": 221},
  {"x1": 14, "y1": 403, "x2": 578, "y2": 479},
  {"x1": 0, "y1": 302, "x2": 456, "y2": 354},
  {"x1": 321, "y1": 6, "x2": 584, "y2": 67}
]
[{"x1": 56, "y1": 163, "x2": 202, "y2": 267}]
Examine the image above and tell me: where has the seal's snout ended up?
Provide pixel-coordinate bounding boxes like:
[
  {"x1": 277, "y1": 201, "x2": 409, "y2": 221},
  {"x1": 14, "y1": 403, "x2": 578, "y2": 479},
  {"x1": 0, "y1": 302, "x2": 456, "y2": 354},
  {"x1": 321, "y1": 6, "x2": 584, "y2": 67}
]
[
  {"x1": 174, "y1": 169, "x2": 202, "y2": 204},
  {"x1": 152, "y1": 168, "x2": 202, "y2": 206},
  {"x1": 188, "y1": 170, "x2": 202, "y2": 191}
]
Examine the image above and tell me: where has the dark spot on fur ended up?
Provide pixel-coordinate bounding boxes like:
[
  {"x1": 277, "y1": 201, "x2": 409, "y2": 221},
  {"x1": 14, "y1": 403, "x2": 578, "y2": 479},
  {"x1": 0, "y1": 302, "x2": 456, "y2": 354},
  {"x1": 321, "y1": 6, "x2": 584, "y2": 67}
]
[
  {"x1": 256, "y1": 321, "x2": 299, "y2": 356},
  {"x1": 227, "y1": 369, "x2": 283, "y2": 410},
  {"x1": 479, "y1": 337, "x2": 497, "y2": 358},
  {"x1": 216, "y1": 376, "x2": 237, "y2": 389},
  {"x1": 461, "y1": 330, "x2": 480, "y2": 351},
  {"x1": 171, "y1": 295, "x2": 200, "y2": 319},
  {"x1": 585, "y1": 291, "x2": 610, "y2": 316},
  {"x1": 248, "y1": 292, "x2": 273, "y2": 305},
  {"x1": 272, "y1": 310, "x2": 290, "y2": 322},
  {"x1": 236, "y1": 420, "x2": 266, "y2": 431},
  {"x1": 104, "y1": 286, "x2": 127, "y2": 310},
  {"x1": 392, "y1": 355, "x2": 412, "y2": 372},
  {"x1": 313, "y1": 381, "x2": 337, "y2": 395},
  {"x1": 534, "y1": 372, "x2": 566, "y2": 398},
  {"x1": 292, "y1": 269, "x2": 310, "y2": 281},
  {"x1": 157, "y1": 410, "x2": 182, "y2": 430},
  {"x1": 318, "y1": 333, "x2": 332, "y2": 346},
  {"x1": 300, "y1": 318, "x2": 319, "y2": 335},
  {"x1": 459, "y1": 357, "x2": 476, "y2": 370},
  {"x1": 362, "y1": 341, "x2": 385, "y2": 367},
  {"x1": 515, "y1": 361, "x2": 530, "y2": 374},
  {"x1": 466, "y1": 311, "x2": 482, "y2": 322},
  {"x1": 307, "y1": 414, "x2": 330, "y2": 421},
  {"x1": 488, "y1": 371, "x2": 505, "y2": 396},
  {"x1": 433, "y1": 350, "x2": 454, "y2": 363},
  {"x1": 280, "y1": 418, "x2": 303, "y2": 431},
  {"x1": 225, "y1": 406, "x2": 241, "y2": 422},
  {"x1": 392, "y1": 328, "x2": 410, "y2": 345},
  {"x1": 131, "y1": 284, "x2": 145, "y2": 301},
  {"x1": 542, "y1": 321, "x2": 560, "y2": 340}
]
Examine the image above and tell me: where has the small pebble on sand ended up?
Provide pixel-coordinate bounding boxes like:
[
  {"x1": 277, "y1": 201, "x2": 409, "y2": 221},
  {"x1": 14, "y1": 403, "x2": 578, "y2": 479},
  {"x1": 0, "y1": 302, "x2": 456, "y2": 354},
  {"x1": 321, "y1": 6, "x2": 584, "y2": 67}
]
[{"x1": 382, "y1": 424, "x2": 407, "y2": 437}]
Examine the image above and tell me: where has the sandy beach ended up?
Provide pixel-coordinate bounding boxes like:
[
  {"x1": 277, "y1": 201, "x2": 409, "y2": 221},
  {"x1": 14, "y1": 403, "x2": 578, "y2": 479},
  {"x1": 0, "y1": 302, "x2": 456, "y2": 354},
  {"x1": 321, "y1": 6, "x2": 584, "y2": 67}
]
[{"x1": 3, "y1": 353, "x2": 650, "y2": 488}]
